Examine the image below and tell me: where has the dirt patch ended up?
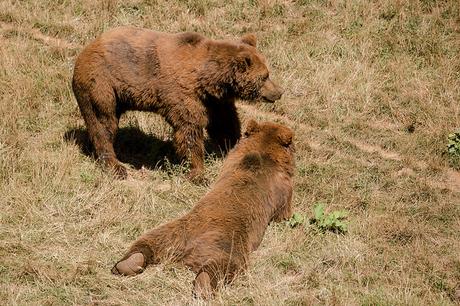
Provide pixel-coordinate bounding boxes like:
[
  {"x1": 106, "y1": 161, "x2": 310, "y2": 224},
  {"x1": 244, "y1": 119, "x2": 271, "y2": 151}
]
[
  {"x1": 420, "y1": 168, "x2": 460, "y2": 193},
  {"x1": 367, "y1": 120, "x2": 402, "y2": 132},
  {"x1": 445, "y1": 169, "x2": 460, "y2": 193},
  {"x1": 348, "y1": 139, "x2": 402, "y2": 161},
  {"x1": 0, "y1": 22, "x2": 80, "y2": 49},
  {"x1": 395, "y1": 167, "x2": 416, "y2": 177}
]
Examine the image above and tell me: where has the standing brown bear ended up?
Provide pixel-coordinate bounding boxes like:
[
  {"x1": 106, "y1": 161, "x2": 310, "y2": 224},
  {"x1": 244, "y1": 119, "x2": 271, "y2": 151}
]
[
  {"x1": 111, "y1": 120, "x2": 295, "y2": 298},
  {"x1": 72, "y1": 26, "x2": 283, "y2": 179}
]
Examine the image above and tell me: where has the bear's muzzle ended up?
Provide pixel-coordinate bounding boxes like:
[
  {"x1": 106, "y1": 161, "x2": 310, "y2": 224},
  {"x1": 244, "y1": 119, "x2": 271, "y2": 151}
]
[{"x1": 260, "y1": 79, "x2": 284, "y2": 103}]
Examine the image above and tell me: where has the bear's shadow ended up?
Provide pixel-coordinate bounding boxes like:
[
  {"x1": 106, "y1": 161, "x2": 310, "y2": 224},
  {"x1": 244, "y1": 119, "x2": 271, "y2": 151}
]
[{"x1": 64, "y1": 127, "x2": 224, "y2": 171}]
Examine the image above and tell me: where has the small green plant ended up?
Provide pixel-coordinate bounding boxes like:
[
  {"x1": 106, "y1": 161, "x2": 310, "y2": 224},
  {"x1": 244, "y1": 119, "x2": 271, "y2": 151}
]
[
  {"x1": 287, "y1": 204, "x2": 349, "y2": 233},
  {"x1": 447, "y1": 130, "x2": 460, "y2": 169},
  {"x1": 310, "y1": 203, "x2": 349, "y2": 233},
  {"x1": 288, "y1": 212, "x2": 305, "y2": 227}
]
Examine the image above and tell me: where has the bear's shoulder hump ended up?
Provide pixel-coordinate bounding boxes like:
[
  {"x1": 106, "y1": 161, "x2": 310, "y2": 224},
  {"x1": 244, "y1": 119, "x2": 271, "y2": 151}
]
[{"x1": 239, "y1": 152, "x2": 263, "y2": 171}]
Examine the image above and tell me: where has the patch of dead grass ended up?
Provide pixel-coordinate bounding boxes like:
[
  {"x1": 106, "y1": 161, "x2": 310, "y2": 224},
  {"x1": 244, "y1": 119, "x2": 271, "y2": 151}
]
[{"x1": 1, "y1": 0, "x2": 460, "y2": 305}]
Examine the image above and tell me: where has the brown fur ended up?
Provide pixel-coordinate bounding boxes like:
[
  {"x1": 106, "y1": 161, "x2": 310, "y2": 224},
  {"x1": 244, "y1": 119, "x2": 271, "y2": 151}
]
[
  {"x1": 111, "y1": 120, "x2": 295, "y2": 298},
  {"x1": 72, "y1": 26, "x2": 284, "y2": 179}
]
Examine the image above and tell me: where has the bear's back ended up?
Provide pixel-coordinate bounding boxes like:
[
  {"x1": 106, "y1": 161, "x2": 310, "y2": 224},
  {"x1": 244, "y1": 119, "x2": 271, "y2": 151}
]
[{"x1": 75, "y1": 27, "x2": 211, "y2": 84}]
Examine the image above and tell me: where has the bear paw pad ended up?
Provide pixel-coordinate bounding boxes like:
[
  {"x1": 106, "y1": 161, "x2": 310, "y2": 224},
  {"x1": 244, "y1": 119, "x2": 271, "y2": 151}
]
[{"x1": 112, "y1": 253, "x2": 145, "y2": 276}]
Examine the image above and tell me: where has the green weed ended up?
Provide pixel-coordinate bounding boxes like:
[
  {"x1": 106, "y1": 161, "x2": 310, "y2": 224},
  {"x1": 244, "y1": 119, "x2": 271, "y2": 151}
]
[
  {"x1": 447, "y1": 129, "x2": 460, "y2": 169},
  {"x1": 310, "y1": 203, "x2": 349, "y2": 233},
  {"x1": 288, "y1": 203, "x2": 349, "y2": 234}
]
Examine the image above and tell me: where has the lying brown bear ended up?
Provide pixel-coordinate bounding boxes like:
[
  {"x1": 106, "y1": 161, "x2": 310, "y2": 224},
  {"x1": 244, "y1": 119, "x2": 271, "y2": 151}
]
[
  {"x1": 72, "y1": 26, "x2": 283, "y2": 179},
  {"x1": 111, "y1": 120, "x2": 295, "y2": 298}
]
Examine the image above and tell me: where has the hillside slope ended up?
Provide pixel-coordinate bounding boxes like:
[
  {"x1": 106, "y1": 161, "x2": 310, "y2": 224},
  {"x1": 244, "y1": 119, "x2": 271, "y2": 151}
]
[{"x1": 1, "y1": 0, "x2": 459, "y2": 304}]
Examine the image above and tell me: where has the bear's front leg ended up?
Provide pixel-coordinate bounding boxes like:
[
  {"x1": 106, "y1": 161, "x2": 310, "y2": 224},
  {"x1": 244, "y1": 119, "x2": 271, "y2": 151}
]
[
  {"x1": 172, "y1": 126, "x2": 205, "y2": 182},
  {"x1": 272, "y1": 183, "x2": 293, "y2": 222},
  {"x1": 193, "y1": 271, "x2": 213, "y2": 300},
  {"x1": 166, "y1": 101, "x2": 207, "y2": 182},
  {"x1": 163, "y1": 99, "x2": 208, "y2": 182},
  {"x1": 190, "y1": 254, "x2": 245, "y2": 299}
]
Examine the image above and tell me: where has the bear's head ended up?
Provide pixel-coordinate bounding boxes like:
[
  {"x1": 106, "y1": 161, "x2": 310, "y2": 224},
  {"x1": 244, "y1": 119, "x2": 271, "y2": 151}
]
[
  {"x1": 202, "y1": 34, "x2": 283, "y2": 103},
  {"x1": 242, "y1": 120, "x2": 295, "y2": 174},
  {"x1": 232, "y1": 34, "x2": 284, "y2": 103}
]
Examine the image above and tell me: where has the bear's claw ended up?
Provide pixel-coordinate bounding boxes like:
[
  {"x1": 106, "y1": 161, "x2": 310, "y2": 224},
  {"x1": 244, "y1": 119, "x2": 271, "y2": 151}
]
[{"x1": 111, "y1": 163, "x2": 128, "y2": 179}]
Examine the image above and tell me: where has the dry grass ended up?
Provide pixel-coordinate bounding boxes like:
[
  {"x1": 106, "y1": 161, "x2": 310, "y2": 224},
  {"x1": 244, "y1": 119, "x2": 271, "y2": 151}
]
[{"x1": 1, "y1": 0, "x2": 460, "y2": 305}]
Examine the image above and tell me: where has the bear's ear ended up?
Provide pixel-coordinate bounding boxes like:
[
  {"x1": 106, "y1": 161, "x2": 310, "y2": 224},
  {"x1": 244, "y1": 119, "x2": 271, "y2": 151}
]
[
  {"x1": 241, "y1": 34, "x2": 257, "y2": 47},
  {"x1": 244, "y1": 120, "x2": 260, "y2": 137},
  {"x1": 277, "y1": 129, "x2": 293, "y2": 147}
]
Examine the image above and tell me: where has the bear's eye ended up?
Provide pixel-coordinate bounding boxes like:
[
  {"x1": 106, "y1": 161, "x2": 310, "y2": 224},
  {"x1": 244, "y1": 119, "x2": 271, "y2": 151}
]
[{"x1": 263, "y1": 74, "x2": 269, "y2": 81}]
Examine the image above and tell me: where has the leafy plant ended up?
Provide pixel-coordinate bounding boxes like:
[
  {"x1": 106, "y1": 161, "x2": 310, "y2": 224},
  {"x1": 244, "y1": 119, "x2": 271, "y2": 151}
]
[
  {"x1": 447, "y1": 130, "x2": 460, "y2": 169},
  {"x1": 310, "y1": 203, "x2": 349, "y2": 233},
  {"x1": 287, "y1": 204, "x2": 349, "y2": 233},
  {"x1": 288, "y1": 212, "x2": 305, "y2": 227},
  {"x1": 447, "y1": 130, "x2": 460, "y2": 154}
]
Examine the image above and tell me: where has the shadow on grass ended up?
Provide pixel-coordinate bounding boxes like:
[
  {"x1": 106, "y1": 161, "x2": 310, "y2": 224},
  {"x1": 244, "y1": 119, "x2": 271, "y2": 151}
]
[
  {"x1": 64, "y1": 127, "x2": 178, "y2": 170},
  {"x1": 64, "y1": 127, "x2": 225, "y2": 170}
]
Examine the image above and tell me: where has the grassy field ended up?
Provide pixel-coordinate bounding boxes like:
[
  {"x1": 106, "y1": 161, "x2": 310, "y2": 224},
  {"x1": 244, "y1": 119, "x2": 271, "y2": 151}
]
[{"x1": 1, "y1": 0, "x2": 460, "y2": 305}]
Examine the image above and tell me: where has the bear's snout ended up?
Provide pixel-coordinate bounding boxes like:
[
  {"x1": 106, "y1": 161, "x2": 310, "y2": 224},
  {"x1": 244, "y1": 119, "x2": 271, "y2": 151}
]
[{"x1": 260, "y1": 79, "x2": 283, "y2": 103}]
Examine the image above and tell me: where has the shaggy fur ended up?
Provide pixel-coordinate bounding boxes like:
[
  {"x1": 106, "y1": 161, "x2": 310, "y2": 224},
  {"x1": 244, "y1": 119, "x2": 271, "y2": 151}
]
[
  {"x1": 111, "y1": 120, "x2": 295, "y2": 298},
  {"x1": 72, "y1": 27, "x2": 283, "y2": 179}
]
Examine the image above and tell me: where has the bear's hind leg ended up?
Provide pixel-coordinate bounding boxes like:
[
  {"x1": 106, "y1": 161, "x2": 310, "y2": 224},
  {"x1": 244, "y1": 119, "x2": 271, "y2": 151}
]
[
  {"x1": 74, "y1": 80, "x2": 127, "y2": 178},
  {"x1": 96, "y1": 113, "x2": 127, "y2": 178},
  {"x1": 112, "y1": 252, "x2": 145, "y2": 276},
  {"x1": 111, "y1": 241, "x2": 153, "y2": 276},
  {"x1": 112, "y1": 221, "x2": 186, "y2": 276}
]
